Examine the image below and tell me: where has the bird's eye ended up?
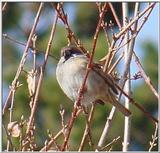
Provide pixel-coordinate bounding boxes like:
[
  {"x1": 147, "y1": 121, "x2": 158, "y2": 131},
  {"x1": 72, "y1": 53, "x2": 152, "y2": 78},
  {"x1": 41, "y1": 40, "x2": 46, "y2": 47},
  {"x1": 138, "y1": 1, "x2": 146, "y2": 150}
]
[{"x1": 64, "y1": 50, "x2": 72, "y2": 60}]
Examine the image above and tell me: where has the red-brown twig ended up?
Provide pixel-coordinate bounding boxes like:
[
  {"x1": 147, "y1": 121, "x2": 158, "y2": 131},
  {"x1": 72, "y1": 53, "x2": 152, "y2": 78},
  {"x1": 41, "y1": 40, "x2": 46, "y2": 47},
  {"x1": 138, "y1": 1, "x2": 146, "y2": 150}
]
[
  {"x1": 61, "y1": 3, "x2": 108, "y2": 151},
  {"x1": 78, "y1": 104, "x2": 96, "y2": 151},
  {"x1": 115, "y1": 3, "x2": 156, "y2": 39},
  {"x1": 115, "y1": 83, "x2": 158, "y2": 123},
  {"x1": 98, "y1": 136, "x2": 120, "y2": 151},
  {"x1": 3, "y1": 124, "x2": 14, "y2": 151},
  {"x1": 40, "y1": 129, "x2": 64, "y2": 151},
  {"x1": 52, "y1": 3, "x2": 88, "y2": 55},
  {"x1": 26, "y1": 12, "x2": 58, "y2": 135},
  {"x1": 133, "y1": 52, "x2": 159, "y2": 100},
  {"x1": 113, "y1": 2, "x2": 155, "y2": 54},
  {"x1": 2, "y1": 3, "x2": 44, "y2": 115},
  {"x1": 40, "y1": 109, "x2": 82, "y2": 151},
  {"x1": 148, "y1": 123, "x2": 158, "y2": 151},
  {"x1": 2, "y1": 2, "x2": 7, "y2": 12},
  {"x1": 7, "y1": 85, "x2": 16, "y2": 151},
  {"x1": 108, "y1": 51, "x2": 124, "y2": 74},
  {"x1": 108, "y1": 2, "x2": 122, "y2": 29},
  {"x1": 98, "y1": 3, "x2": 156, "y2": 148},
  {"x1": 2, "y1": 33, "x2": 58, "y2": 60}
]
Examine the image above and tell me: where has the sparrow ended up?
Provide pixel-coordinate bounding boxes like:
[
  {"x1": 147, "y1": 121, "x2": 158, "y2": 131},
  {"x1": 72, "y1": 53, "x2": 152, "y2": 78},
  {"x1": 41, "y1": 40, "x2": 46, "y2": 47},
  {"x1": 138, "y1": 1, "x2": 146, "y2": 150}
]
[{"x1": 56, "y1": 46, "x2": 131, "y2": 116}]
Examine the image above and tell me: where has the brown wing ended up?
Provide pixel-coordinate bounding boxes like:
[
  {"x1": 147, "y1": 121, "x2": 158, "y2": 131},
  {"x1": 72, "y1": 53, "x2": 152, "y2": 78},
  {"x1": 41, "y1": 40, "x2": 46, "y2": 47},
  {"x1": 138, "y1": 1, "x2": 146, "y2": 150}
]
[{"x1": 92, "y1": 63, "x2": 118, "y2": 95}]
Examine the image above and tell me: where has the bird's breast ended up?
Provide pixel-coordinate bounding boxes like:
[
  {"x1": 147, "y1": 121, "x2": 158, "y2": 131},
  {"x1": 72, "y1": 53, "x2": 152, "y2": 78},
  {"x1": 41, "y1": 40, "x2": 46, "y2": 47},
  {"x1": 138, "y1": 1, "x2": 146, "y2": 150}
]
[{"x1": 56, "y1": 56, "x2": 106, "y2": 105}]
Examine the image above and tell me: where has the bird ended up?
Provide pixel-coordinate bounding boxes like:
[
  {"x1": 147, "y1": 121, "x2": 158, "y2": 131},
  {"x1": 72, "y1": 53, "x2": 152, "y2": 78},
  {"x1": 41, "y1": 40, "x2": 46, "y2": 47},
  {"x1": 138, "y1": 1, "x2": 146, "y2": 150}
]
[{"x1": 56, "y1": 46, "x2": 131, "y2": 116}]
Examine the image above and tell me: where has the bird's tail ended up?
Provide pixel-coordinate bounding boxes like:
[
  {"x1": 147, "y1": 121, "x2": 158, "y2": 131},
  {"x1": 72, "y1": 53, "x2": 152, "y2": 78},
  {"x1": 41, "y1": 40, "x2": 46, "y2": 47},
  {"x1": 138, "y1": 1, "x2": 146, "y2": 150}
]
[{"x1": 105, "y1": 93, "x2": 131, "y2": 116}]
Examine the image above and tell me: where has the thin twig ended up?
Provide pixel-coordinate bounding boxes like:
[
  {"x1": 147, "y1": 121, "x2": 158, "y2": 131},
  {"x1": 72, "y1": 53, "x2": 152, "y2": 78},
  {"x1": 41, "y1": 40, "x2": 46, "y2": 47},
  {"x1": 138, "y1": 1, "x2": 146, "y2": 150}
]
[
  {"x1": 46, "y1": 131, "x2": 61, "y2": 151},
  {"x1": 3, "y1": 124, "x2": 14, "y2": 151},
  {"x1": 40, "y1": 109, "x2": 82, "y2": 151},
  {"x1": 52, "y1": 3, "x2": 88, "y2": 55},
  {"x1": 40, "y1": 129, "x2": 64, "y2": 151},
  {"x1": 96, "y1": 3, "x2": 111, "y2": 48},
  {"x1": 97, "y1": 106, "x2": 116, "y2": 148},
  {"x1": 108, "y1": 51, "x2": 124, "y2": 74},
  {"x1": 102, "y1": 23, "x2": 111, "y2": 47},
  {"x1": 78, "y1": 104, "x2": 96, "y2": 151},
  {"x1": 61, "y1": 3, "x2": 108, "y2": 151},
  {"x1": 108, "y1": 2, "x2": 122, "y2": 29},
  {"x1": 97, "y1": 3, "x2": 156, "y2": 148},
  {"x1": 82, "y1": 106, "x2": 95, "y2": 150},
  {"x1": 113, "y1": 3, "x2": 155, "y2": 54},
  {"x1": 7, "y1": 82, "x2": 20, "y2": 150},
  {"x1": 26, "y1": 11, "x2": 58, "y2": 135},
  {"x1": 2, "y1": 3, "x2": 44, "y2": 115},
  {"x1": 2, "y1": 33, "x2": 58, "y2": 60},
  {"x1": 99, "y1": 136, "x2": 120, "y2": 151},
  {"x1": 2, "y1": 2, "x2": 7, "y2": 12},
  {"x1": 148, "y1": 123, "x2": 158, "y2": 151},
  {"x1": 133, "y1": 52, "x2": 159, "y2": 100},
  {"x1": 115, "y1": 83, "x2": 158, "y2": 123},
  {"x1": 103, "y1": 40, "x2": 116, "y2": 73},
  {"x1": 115, "y1": 3, "x2": 156, "y2": 39}
]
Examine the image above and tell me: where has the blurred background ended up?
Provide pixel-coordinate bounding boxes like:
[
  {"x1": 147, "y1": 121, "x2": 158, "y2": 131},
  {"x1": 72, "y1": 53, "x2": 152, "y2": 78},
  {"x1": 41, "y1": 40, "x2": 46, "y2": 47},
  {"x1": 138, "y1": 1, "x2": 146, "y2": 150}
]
[{"x1": 2, "y1": 2, "x2": 158, "y2": 151}]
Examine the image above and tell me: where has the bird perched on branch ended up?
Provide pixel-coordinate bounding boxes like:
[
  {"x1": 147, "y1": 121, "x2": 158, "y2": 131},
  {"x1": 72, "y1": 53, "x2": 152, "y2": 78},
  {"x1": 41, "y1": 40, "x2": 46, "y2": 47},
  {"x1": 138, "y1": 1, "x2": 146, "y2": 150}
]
[{"x1": 56, "y1": 46, "x2": 131, "y2": 116}]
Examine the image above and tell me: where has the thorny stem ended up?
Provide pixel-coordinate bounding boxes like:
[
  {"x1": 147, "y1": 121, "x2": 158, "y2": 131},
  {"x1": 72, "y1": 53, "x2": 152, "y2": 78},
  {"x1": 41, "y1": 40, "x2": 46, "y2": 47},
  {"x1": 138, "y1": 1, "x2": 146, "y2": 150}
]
[{"x1": 2, "y1": 3, "x2": 44, "y2": 115}]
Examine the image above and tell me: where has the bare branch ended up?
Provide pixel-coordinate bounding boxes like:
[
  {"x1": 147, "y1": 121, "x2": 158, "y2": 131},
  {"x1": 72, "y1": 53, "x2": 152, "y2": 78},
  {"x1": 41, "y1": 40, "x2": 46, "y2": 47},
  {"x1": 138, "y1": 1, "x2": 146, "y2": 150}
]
[
  {"x1": 115, "y1": 83, "x2": 158, "y2": 123},
  {"x1": 78, "y1": 104, "x2": 96, "y2": 151},
  {"x1": 61, "y1": 3, "x2": 108, "y2": 151},
  {"x1": 148, "y1": 123, "x2": 158, "y2": 151},
  {"x1": 133, "y1": 52, "x2": 159, "y2": 100},
  {"x1": 99, "y1": 136, "x2": 120, "y2": 151},
  {"x1": 2, "y1": 2, "x2": 7, "y2": 12},
  {"x1": 52, "y1": 3, "x2": 88, "y2": 55},
  {"x1": 108, "y1": 3, "x2": 122, "y2": 29},
  {"x1": 26, "y1": 11, "x2": 58, "y2": 135},
  {"x1": 115, "y1": 3, "x2": 156, "y2": 39},
  {"x1": 2, "y1": 3, "x2": 44, "y2": 115},
  {"x1": 2, "y1": 33, "x2": 58, "y2": 60}
]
